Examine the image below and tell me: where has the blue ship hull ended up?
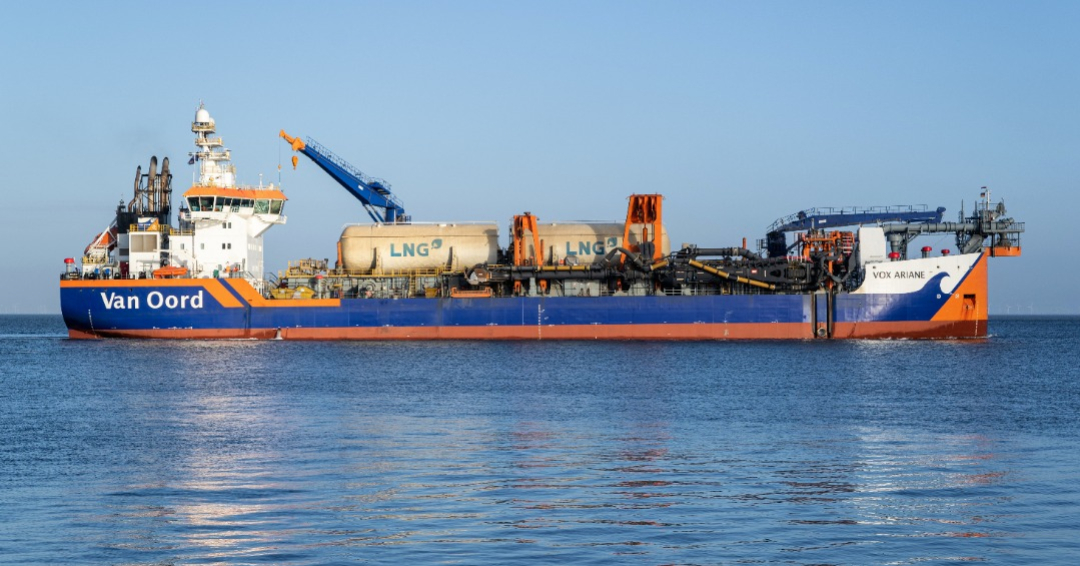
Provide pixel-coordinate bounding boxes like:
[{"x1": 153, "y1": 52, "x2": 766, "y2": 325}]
[{"x1": 59, "y1": 254, "x2": 989, "y2": 340}]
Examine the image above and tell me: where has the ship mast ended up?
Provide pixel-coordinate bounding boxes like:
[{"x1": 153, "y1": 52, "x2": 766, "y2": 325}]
[{"x1": 190, "y1": 102, "x2": 235, "y2": 188}]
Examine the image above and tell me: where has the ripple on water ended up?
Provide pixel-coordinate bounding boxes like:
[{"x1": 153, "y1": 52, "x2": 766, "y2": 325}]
[{"x1": 1, "y1": 316, "x2": 1079, "y2": 563}]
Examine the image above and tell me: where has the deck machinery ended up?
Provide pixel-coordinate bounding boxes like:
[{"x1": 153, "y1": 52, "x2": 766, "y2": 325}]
[{"x1": 276, "y1": 134, "x2": 1022, "y2": 304}]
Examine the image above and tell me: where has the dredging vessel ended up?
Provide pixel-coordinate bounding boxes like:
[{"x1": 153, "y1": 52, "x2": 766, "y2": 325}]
[{"x1": 59, "y1": 105, "x2": 1024, "y2": 340}]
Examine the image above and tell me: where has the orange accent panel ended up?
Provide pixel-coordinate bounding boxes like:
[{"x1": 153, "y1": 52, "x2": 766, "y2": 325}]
[
  {"x1": 280, "y1": 129, "x2": 307, "y2": 151},
  {"x1": 931, "y1": 254, "x2": 988, "y2": 323},
  {"x1": 182, "y1": 186, "x2": 288, "y2": 200},
  {"x1": 622, "y1": 194, "x2": 664, "y2": 263},
  {"x1": 153, "y1": 266, "x2": 189, "y2": 279},
  {"x1": 989, "y1": 246, "x2": 1021, "y2": 257},
  {"x1": 512, "y1": 213, "x2": 543, "y2": 266},
  {"x1": 224, "y1": 279, "x2": 341, "y2": 308},
  {"x1": 60, "y1": 278, "x2": 243, "y2": 308},
  {"x1": 512, "y1": 213, "x2": 546, "y2": 293},
  {"x1": 450, "y1": 288, "x2": 493, "y2": 298},
  {"x1": 833, "y1": 320, "x2": 986, "y2": 339}
]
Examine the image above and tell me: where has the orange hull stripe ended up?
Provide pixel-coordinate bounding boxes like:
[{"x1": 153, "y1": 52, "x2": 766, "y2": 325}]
[
  {"x1": 275, "y1": 323, "x2": 811, "y2": 340},
  {"x1": 224, "y1": 279, "x2": 341, "y2": 308},
  {"x1": 71, "y1": 323, "x2": 809, "y2": 340},
  {"x1": 69, "y1": 328, "x2": 275, "y2": 340},
  {"x1": 832, "y1": 320, "x2": 987, "y2": 339}
]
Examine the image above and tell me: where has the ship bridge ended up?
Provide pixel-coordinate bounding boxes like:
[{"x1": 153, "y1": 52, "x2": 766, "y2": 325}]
[
  {"x1": 166, "y1": 104, "x2": 287, "y2": 282},
  {"x1": 183, "y1": 186, "x2": 287, "y2": 216}
]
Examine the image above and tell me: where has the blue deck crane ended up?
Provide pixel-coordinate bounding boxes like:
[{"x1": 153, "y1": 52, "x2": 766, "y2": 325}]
[
  {"x1": 280, "y1": 131, "x2": 408, "y2": 223},
  {"x1": 764, "y1": 204, "x2": 945, "y2": 257}
]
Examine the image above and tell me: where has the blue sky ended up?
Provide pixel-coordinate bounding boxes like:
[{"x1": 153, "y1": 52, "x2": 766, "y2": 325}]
[{"x1": 2, "y1": 1, "x2": 1076, "y2": 314}]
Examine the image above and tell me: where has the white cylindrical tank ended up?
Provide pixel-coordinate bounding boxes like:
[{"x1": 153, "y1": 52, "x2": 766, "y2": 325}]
[
  {"x1": 340, "y1": 223, "x2": 499, "y2": 271},
  {"x1": 525, "y1": 222, "x2": 670, "y2": 265}
]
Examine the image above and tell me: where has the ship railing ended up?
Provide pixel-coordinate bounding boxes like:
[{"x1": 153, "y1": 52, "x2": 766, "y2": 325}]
[
  {"x1": 342, "y1": 221, "x2": 499, "y2": 227},
  {"x1": 310, "y1": 267, "x2": 451, "y2": 279},
  {"x1": 655, "y1": 287, "x2": 762, "y2": 297},
  {"x1": 358, "y1": 268, "x2": 447, "y2": 278},
  {"x1": 985, "y1": 220, "x2": 1025, "y2": 234},
  {"x1": 284, "y1": 258, "x2": 331, "y2": 277},
  {"x1": 768, "y1": 204, "x2": 931, "y2": 233},
  {"x1": 246, "y1": 276, "x2": 269, "y2": 295},
  {"x1": 277, "y1": 266, "x2": 449, "y2": 299},
  {"x1": 82, "y1": 252, "x2": 110, "y2": 265},
  {"x1": 305, "y1": 137, "x2": 405, "y2": 209},
  {"x1": 63, "y1": 264, "x2": 122, "y2": 280},
  {"x1": 128, "y1": 223, "x2": 171, "y2": 234}
]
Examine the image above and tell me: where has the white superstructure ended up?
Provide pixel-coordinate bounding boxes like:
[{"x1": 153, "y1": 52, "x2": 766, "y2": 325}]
[
  {"x1": 851, "y1": 226, "x2": 981, "y2": 297},
  {"x1": 169, "y1": 104, "x2": 286, "y2": 283}
]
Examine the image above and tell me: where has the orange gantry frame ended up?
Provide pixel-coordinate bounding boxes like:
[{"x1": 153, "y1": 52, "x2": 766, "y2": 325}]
[
  {"x1": 622, "y1": 194, "x2": 664, "y2": 265},
  {"x1": 512, "y1": 213, "x2": 547, "y2": 293}
]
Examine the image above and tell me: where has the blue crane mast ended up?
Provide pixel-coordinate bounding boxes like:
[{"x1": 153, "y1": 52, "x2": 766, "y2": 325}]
[
  {"x1": 764, "y1": 204, "x2": 945, "y2": 257},
  {"x1": 280, "y1": 131, "x2": 408, "y2": 223}
]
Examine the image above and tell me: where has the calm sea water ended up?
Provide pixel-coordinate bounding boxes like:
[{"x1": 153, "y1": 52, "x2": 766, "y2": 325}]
[{"x1": 1, "y1": 315, "x2": 1078, "y2": 565}]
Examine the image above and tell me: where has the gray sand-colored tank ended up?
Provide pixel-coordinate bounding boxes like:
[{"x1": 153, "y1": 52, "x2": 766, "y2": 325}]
[
  {"x1": 339, "y1": 222, "x2": 670, "y2": 272},
  {"x1": 531, "y1": 222, "x2": 670, "y2": 265},
  {"x1": 339, "y1": 223, "x2": 500, "y2": 271}
]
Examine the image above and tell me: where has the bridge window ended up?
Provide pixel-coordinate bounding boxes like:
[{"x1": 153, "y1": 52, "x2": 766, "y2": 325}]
[
  {"x1": 254, "y1": 199, "x2": 269, "y2": 214},
  {"x1": 213, "y1": 198, "x2": 224, "y2": 212},
  {"x1": 240, "y1": 199, "x2": 253, "y2": 209},
  {"x1": 270, "y1": 200, "x2": 283, "y2": 214},
  {"x1": 188, "y1": 197, "x2": 201, "y2": 211},
  {"x1": 200, "y1": 197, "x2": 214, "y2": 211}
]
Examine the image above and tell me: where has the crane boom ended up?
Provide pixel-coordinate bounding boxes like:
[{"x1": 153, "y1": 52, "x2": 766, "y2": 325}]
[
  {"x1": 764, "y1": 204, "x2": 946, "y2": 258},
  {"x1": 768, "y1": 205, "x2": 945, "y2": 234},
  {"x1": 280, "y1": 130, "x2": 408, "y2": 223}
]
